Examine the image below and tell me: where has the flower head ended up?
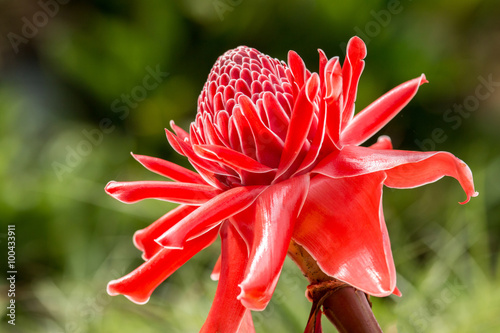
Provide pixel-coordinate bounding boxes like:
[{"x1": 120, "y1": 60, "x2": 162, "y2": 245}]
[{"x1": 105, "y1": 37, "x2": 477, "y2": 331}]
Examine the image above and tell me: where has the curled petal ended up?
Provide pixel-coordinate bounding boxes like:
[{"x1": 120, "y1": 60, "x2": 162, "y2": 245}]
[
  {"x1": 313, "y1": 146, "x2": 478, "y2": 204},
  {"x1": 156, "y1": 185, "x2": 267, "y2": 249},
  {"x1": 293, "y1": 173, "x2": 396, "y2": 296},
  {"x1": 236, "y1": 174, "x2": 310, "y2": 310},
  {"x1": 383, "y1": 152, "x2": 478, "y2": 204},
  {"x1": 105, "y1": 181, "x2": 222, "y2": 205},
  {"x1": 324, "y1": 56, "x2": 342, "y2": 101},
  {"x1": 133, "y1": 205, "x2": 198, "y2": 260},
  {"x1": 131, "y1": 153, "x2": 205, "y2": 184},
  {"x1": 107, "y1": 227, "x2": 219, "y2": 304},
  {"x1": 342, "y1": 74, "x2": 428, "y2": 145},
  {"x1": 201, "y1": 223, "x2": 251, "y2": 333}
]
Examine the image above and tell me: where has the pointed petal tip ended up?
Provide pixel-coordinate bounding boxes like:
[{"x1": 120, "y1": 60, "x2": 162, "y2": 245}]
[
  {"x1": 125, "y1": 294, "x2": 150, "y2": 305},
  {"x1": 237, "y1": 284, "x2": 267, "y2": 311},
  {"x1": 369, "y1": 135, "x2": 393, "y2": 150},
  {"x1": 392, "y1": 286, "x2": 402, "y2": 297},
  {"x1": 210, "y1": 256, "x2": 221, "y2": 281},
  {"x1": 154, "y1": 236, "x2": 184, "y2": 250},
  {"x1": 104, "y1": 181, "x2": 117, "y2": 194},
  {"x1": 459, "y1": 191, "x2": 479, "y2": 205},
  {"x1": 306, "y1": 72, "x2": 320, "y2": 102},
  {"x1": 106, "y1": 280, "x2": 151, "y2": 305},
  {"x1": 104, "y1": 181, "x2": 134, "y2": 204},
  {"x1": 106, "y1": 281, "x2": 119, "y2": 296},
  {"x1": 420, "y1": 73, "x2": 429, "y2": 85},
  {"x1": 378, "y1": 135, "x2": 391, "y2": 141},
  {"x1": 341, "y1": 73, "x2": 430, "y2": 146},
  {"x1": 192, "y1": 144, "x2": 208, "y2": 156},
  {"x1": 169, "y1": 119, "x2": 176, "y2": 129}
]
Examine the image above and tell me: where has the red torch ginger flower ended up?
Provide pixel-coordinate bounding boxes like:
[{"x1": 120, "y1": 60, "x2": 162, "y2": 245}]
[{"x1": 105, "y1": 37, "x2": 477, "y2": 332}]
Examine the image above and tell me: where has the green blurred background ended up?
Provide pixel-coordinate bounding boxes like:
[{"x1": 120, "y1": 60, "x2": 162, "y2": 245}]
[{"x1": 1, "y1": 0, "x2": 499, "y2": 332}]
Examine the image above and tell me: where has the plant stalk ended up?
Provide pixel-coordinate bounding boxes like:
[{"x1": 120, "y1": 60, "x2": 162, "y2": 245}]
[{"x1": 287, "y1": 240, "x2": 383, "y2": 333}]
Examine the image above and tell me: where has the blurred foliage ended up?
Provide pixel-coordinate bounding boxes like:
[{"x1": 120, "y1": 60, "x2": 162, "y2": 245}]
[{"x1": 0, "y1": 0, "x2": 499, "y2": 332}]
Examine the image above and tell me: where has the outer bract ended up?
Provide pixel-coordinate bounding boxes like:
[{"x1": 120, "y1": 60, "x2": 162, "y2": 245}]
[{"x1": 105, "y1": 37, "x2": 477, "y2": 332}]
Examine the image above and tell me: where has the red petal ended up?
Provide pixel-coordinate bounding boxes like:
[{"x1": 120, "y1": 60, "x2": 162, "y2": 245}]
[
  {"x1": 215, "y1": 110, "x2": 230, "y2": 143},
  {"x1": 237, "y1": 311, "x2": 255, "y2": 333},
  {"x1": 202, "y1": 113, "x2": 227, "y2": 146},
  {"x1": 341, "y1": 36, "x2": 367, "y2": 129},
  {"x1": 107, "y1": 227, "x2": 218, "y2": 304},
  {"x1": 341, "y1": 74, "x2": 428, "y2": 145},
  {"x1": 383, "y1": 151, "x2": 478, "y2": 204},
  {"x1": 368, "y1": 135, "x2": 393, "y2": 150},
  {"x1": 323, "y1": 57, "x2": 343, "y2": 146},
  {"x1": 325, "y1": 56, "x2": 342, "y2": 101},
  {"x1": 105, "y1": 181, "x2": 222, "y2": 205},
  {"x1": 239, "y1": 95, "x2": 284, "y2": 168},
  {"x1": 165, "y1": 128, "x2": 186, "y2": 156},
  {"x1": 131, "y1": 153, "x2": 205, "y2": 184},
  {"x1": 288, "y1": 50, "x2": 307, "y2": 88},
  {"x1": 194, "y1": 144, "x2": 275, "y2": 173},
  {"x1": 313, "y1": 146, "x2": 478, "y2": 204},
  {"x1": 210, "y1": 254, "x2": 221, "y2": 281},
  {"x1": 318, "y1": 49, "x2": 328, "y2": 87},
  {"x1": 293, "y1": 173, "x2": 396, "y2": 296},
  {"x1": 156, "y1": 185, "x2": 267, "y2": 249},
  {"x1": 262, "y1": 92, "x2": 289, "y2": 142},
  {"x1": 236, "y1": 174, "x2": 310, "y2": 310},
  {"x1": 170, "y1": 120, "x2": 189, "y2": 141},
  {"x1": 191, "y1": 120, "x2": 205, "y2": 145},
  {"x1": 133, "y1": 205, "x2": 198, "y2": 260},
  {"x1": 167, "y1": 129, "x2": 234, "y2": 177},
  {"x1": 276, "y1": 73, "x2": 320, "y2": 179},
  {"x1": 232, "y1": 107, "x2": 258, "y2": 161},
  {"x1": 166, "y1": 129, "x2": 235, "y2": 189},
  {"x1": 201, "y1": 223, "x2": 250, "y2": 333},
  {"x1": 294, "y1": 99, "x2": 328, "y2": 175}
]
